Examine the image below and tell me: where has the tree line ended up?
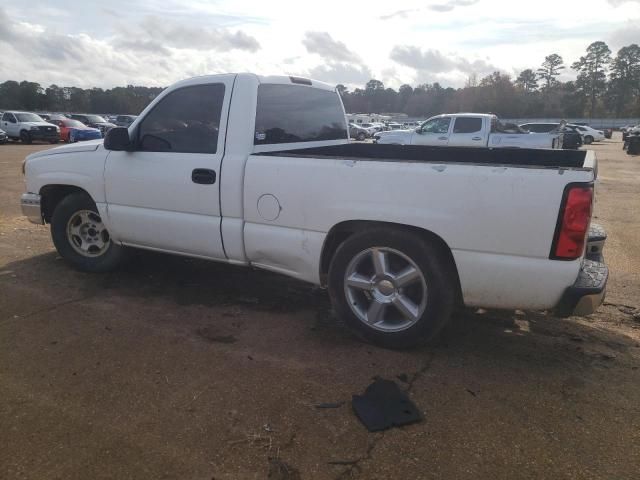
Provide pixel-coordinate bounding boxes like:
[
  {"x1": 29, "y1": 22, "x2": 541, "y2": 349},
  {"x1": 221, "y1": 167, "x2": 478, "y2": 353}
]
[
  {"x1": 0, "y1": 82, "x2": 164, "y2": 115},
  {"x1": 340, "y1": 41, "x2": 640, "y2": 118},
  {"x1": 0, "y1": 41, "x2": 638, "y2": 118}
]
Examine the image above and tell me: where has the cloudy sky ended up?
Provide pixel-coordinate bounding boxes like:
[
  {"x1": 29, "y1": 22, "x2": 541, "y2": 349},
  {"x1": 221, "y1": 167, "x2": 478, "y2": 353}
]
[{"x1": 1, "y1": 0, "x2": 639, "y2": 90}]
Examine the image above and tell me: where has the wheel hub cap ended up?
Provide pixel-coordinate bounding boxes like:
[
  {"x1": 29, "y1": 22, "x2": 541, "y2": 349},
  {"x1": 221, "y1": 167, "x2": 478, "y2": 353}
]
[
  {"x1": 344, "y1": 247, "x2": 428, "y2": 333},
  {"x1": 66, "y1": 210, "x2": 111, "y2": 257},
  {"x1": 374, "y1": 279, "x2": 396, "y2": 298}
]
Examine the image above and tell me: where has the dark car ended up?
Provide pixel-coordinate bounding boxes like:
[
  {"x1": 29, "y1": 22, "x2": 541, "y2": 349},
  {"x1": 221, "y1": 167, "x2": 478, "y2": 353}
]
[
  {"x1": 115, "y1": 115, "x2": 137, "y2": 127},
  {"x1": 69, "y1": 114, "x2": 116, "y2": 136},
  {"x1": 519, "y1": 122, "x2": 581, "y2": 150}
]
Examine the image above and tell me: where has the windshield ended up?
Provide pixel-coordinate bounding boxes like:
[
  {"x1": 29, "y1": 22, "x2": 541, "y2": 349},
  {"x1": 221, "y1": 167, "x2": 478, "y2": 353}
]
[
  {"x1": 65, "y1": 119, "x2": 86, "y2": 128},
  {"x1": 85, "y1": 115, "x2": 107, "y2": 123},
  {"x1": 16, "y1": 113, "x2": 44, "y2": 122}
]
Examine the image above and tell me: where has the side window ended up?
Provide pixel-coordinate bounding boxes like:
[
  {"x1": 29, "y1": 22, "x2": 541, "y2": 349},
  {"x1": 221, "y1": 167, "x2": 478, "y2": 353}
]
[
  {"x1": 138, "y1": 83, "x2": 225, "y2": 154},
  {"x1": 453, "y1": 117, "x2": 482, "y2": 134},
  {"x1": 421, "y1": 117, "x2": 451, "y2": 134},
  {"x1": 254, "y1": 84, "x2": 348, "y2": 144},
  {"x1": 3, "y1": 112, "x2": 16, "y2": 123}
]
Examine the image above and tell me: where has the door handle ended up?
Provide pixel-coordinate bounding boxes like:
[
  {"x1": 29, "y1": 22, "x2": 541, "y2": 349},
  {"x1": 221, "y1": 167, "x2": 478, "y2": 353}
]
[
  {"x1": 438, "y1": 136, "x2": 448, "y2": 140},
  {"x1": 472, "y1": 137, "x2": 482, "y2": 141},
  {"x1": 191, "y1": 168, "x2": 216, "y2": 185}
]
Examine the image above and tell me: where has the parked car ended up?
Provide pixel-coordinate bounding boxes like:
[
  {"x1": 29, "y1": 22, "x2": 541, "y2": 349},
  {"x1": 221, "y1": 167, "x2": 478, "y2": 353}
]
[
  {"x1": 376, "y1": 114, "x2": 562, "y2": 149},
  {"x1": 519, "y1": 122, "x2": 582, "y2": 150},
  {"x1": 348, "y1": 123, "x2": 371, "y2": 141},
  {"x1": 623, "y1": 125, "x2": 640, "y2": 150},
  {"x1": 49, "y1": 118, "x2": 102, "y2": 143},
  {"x1": 1, "y1": 111, "x2": 60, "y2": 144},
  {"x1": 68, "y1": 114, "x2": 116, "y2": 136},
  {"x1": 0, "y1": 128, "x2": 8, "y2": 144},
  {"x1": 115, "y1": 115, "x2": 138, "y2": 127},
  {"x1": 622, "y1": 124, "x2": 638, "y2": 144},
  {"x1": 387, "y1": 123, "x2": 404, "y2": 130},
  {"x1": 20, "y1": 73, "x2": 607, "y2": 348},
  {"x1": 359, "y1": 123, "x2": 380, "y2": 135},
  {"x1": 568, "y1": 124, "x2": 605, "y2": 144}
]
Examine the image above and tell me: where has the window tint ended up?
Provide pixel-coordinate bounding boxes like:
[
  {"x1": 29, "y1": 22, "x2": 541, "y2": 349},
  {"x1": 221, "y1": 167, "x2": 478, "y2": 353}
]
[
  {"x1": 254, "y1": 84, "x2": 347, "y2": 144},
  {"x1": 16, "y1": 113, "x2": 43, "y2": 122},
  {"x1": 2, "y1": 113, "x2": 14, "y2": 122},
  {"x1": 138, "y1": 83, "x2": 225, "y2": 154},
  {"x1": 453, "y1": 117, "x2": 482, "y2": 133},
  {"x1": 421, "y1": 117, "x2": 451, "y2": 134}
]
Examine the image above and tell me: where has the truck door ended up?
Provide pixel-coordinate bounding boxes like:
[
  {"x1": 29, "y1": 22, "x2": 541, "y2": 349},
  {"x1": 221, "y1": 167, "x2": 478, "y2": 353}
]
[
  {"x1": 1, "y1": 112, "x2": 18, "y2": 137},
  {"x1": 104, "y1": 76, "x2": 235, "y2": 259},
  {"x1": 412, "y1": 117, "x2": 451, "y2": 146},
  {"x1": 448, "y1": 117, "x2": 485, "y2": 147}
]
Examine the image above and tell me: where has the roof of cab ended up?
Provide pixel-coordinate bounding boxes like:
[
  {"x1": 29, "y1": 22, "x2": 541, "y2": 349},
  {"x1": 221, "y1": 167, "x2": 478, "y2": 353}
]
[{"x1": 166, "y1": 73, "x2": 336, "y2": 92}]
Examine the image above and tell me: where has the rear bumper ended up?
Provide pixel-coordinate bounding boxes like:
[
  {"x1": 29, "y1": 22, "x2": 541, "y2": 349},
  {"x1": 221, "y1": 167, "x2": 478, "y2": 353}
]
[
  {"x1": 20, "y1": 193, "x2": 44, "y2": 224},
  {"x1": 555, "y1": 259, "x2": 608, "y2": 317}
]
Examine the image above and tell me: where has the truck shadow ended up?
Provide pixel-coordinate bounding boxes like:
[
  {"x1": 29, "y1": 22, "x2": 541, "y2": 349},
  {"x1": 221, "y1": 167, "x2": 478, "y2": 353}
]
[{"x1": 3, "y1": 249, "x2": 638, "y2": 368}]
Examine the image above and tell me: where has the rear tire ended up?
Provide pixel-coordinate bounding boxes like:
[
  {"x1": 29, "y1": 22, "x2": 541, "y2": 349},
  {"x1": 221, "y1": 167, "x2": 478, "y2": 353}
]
[
  {"x1": 20, "y1": 131, "x2": 32, "y2": 144},
  {"x1": 51, "y1": 192, "x2": 126, "y2": 273},
  {"x1": 328, "y1": 228, "x2": 455, "y2": 349},
  {"x1": 584, "y1": 135, "x2": 593, "y2": 145},
  {"x1": 357, "y1": 132, "x2": 366, "y2": 141}
]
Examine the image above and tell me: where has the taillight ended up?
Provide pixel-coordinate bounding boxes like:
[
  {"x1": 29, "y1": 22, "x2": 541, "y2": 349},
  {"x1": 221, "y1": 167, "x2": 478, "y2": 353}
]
[{"x1": 551, "y1": 185, "x2": 593, "y2": 260}]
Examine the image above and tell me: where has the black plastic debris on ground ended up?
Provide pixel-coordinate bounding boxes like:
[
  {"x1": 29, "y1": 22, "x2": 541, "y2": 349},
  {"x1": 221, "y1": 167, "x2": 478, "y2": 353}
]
[{"x1": 352, "y1": 378, "x2": 422, "y2": 432}]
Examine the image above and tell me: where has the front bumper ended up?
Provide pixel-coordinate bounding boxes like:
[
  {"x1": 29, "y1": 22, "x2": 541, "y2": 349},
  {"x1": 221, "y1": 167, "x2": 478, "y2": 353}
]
[
  {"x1": 30, "y1": 131, "x2": 60, "y2": 141},
  {"x1": 20, "y1": 193, "x2": 44, "y2": 224}
]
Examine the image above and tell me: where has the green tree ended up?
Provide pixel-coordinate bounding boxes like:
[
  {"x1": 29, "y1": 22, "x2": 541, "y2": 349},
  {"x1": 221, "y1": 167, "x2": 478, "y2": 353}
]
[
  {"x1": 572, "y1": 41, "x2": 612, "y2": 117},
  {"x1": 515, "y1": 69, "x2": 538, "y2": 92},
  {"x1": 537, "y1": 54, "x2": 565, "y2": 90},
  {"x1": 608, "y1": 44, "x2": 640, "y2": 116}
]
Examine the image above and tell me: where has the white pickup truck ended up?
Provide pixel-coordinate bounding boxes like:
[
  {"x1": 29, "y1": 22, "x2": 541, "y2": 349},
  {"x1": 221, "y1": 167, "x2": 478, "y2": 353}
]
[
  {"x1": 374, "y1": 113, "x2": 562, "y2": 149},
  {"x1": 20, "y1": 74, "x2": 607, "y2": 348}
]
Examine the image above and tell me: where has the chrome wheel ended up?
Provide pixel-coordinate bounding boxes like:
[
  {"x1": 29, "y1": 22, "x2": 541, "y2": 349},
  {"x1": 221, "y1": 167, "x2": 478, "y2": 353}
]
[
  {"x1": 66, "y1": 210, "x2": 110, "y2": 257},
  {"x1": 344, "y1": 247, "x2": 428, "y2": 332}
]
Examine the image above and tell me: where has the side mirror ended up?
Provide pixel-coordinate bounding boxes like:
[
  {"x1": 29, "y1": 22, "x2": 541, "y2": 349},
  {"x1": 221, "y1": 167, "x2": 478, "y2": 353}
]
[
  {"x1": 415, "y1": 127, "x2": 422, "y2": 134},
  {"x1": 104, "y1": 127, "x2": 133, "y2": 151}
]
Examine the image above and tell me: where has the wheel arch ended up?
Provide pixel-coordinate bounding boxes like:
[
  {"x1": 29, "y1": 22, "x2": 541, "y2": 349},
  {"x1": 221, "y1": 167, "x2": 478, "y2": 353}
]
[
  {"x1": 39, "y1": 184, "x2": 93, "y2": 223},
  {"x1": 319, "y1": 220, "x2": 463, "y2": 304}
]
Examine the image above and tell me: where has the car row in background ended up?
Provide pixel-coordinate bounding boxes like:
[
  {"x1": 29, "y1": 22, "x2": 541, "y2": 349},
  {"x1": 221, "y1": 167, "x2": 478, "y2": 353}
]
[
  {"x1": 0, "y1": 110, "x2": 137, "y2": 144},
  {"x1": 48, "y1": 118, "x2": 102, "y2": 143},
  {"x1": 518, "y1": 122, "x2": 606, "y2": 148}
]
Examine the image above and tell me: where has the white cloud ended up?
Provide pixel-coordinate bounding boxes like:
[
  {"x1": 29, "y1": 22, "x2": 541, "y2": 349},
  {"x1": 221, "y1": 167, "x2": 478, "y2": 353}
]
[{"x1": 0, "y1": 1, "x2": 639, "y2": 90}]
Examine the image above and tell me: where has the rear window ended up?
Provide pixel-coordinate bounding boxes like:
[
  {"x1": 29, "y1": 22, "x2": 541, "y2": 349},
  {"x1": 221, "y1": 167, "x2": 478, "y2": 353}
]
[
  {"x1": 254, "y1": 84, "x2": 347, "y2": 145},
  {"x1": 453, "y1": 117, "x2": 482, "y2": 133}
]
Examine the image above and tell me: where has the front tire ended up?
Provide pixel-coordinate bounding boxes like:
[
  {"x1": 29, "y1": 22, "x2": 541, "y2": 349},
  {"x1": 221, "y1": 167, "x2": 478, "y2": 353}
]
[
  {"x1": 357, "y1": 132, "x2": 366, "y2": 141},
  {"x1": 51, "y1": 192, "x2": 126, "y2": 273},
  {"x1": 20, "y1": 131, "x2": 32, "y2": 144},
  {"x1": 584, "y1": 135, "x2": 593, "y2": 144},
  {"x1": 328, "y1": 228, "x2": 455, "y2": 349}
]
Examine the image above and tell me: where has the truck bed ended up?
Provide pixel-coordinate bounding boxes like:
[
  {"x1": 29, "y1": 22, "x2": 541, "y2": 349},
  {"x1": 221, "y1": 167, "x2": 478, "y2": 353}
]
[{"x1": 255, "y1": 143, "x2": 589, "y2": 169}]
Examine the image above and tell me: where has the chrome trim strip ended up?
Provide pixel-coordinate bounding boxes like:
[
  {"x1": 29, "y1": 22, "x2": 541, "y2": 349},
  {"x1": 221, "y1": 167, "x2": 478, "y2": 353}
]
[{"x1": 20, "y1": 193, "x2": 44, "y2": 224}]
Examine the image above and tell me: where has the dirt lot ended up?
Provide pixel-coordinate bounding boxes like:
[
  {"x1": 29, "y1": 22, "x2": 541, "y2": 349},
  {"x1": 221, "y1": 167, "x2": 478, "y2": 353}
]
[{"x1": 1, "y1": 137, "x2": 639, "y2": 479}]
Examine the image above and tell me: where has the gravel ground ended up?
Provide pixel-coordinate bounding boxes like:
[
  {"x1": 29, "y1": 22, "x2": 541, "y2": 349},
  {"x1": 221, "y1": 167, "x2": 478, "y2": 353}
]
[{"x1": 1, "y1": 136, "x2": 639, "y2": 479}]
